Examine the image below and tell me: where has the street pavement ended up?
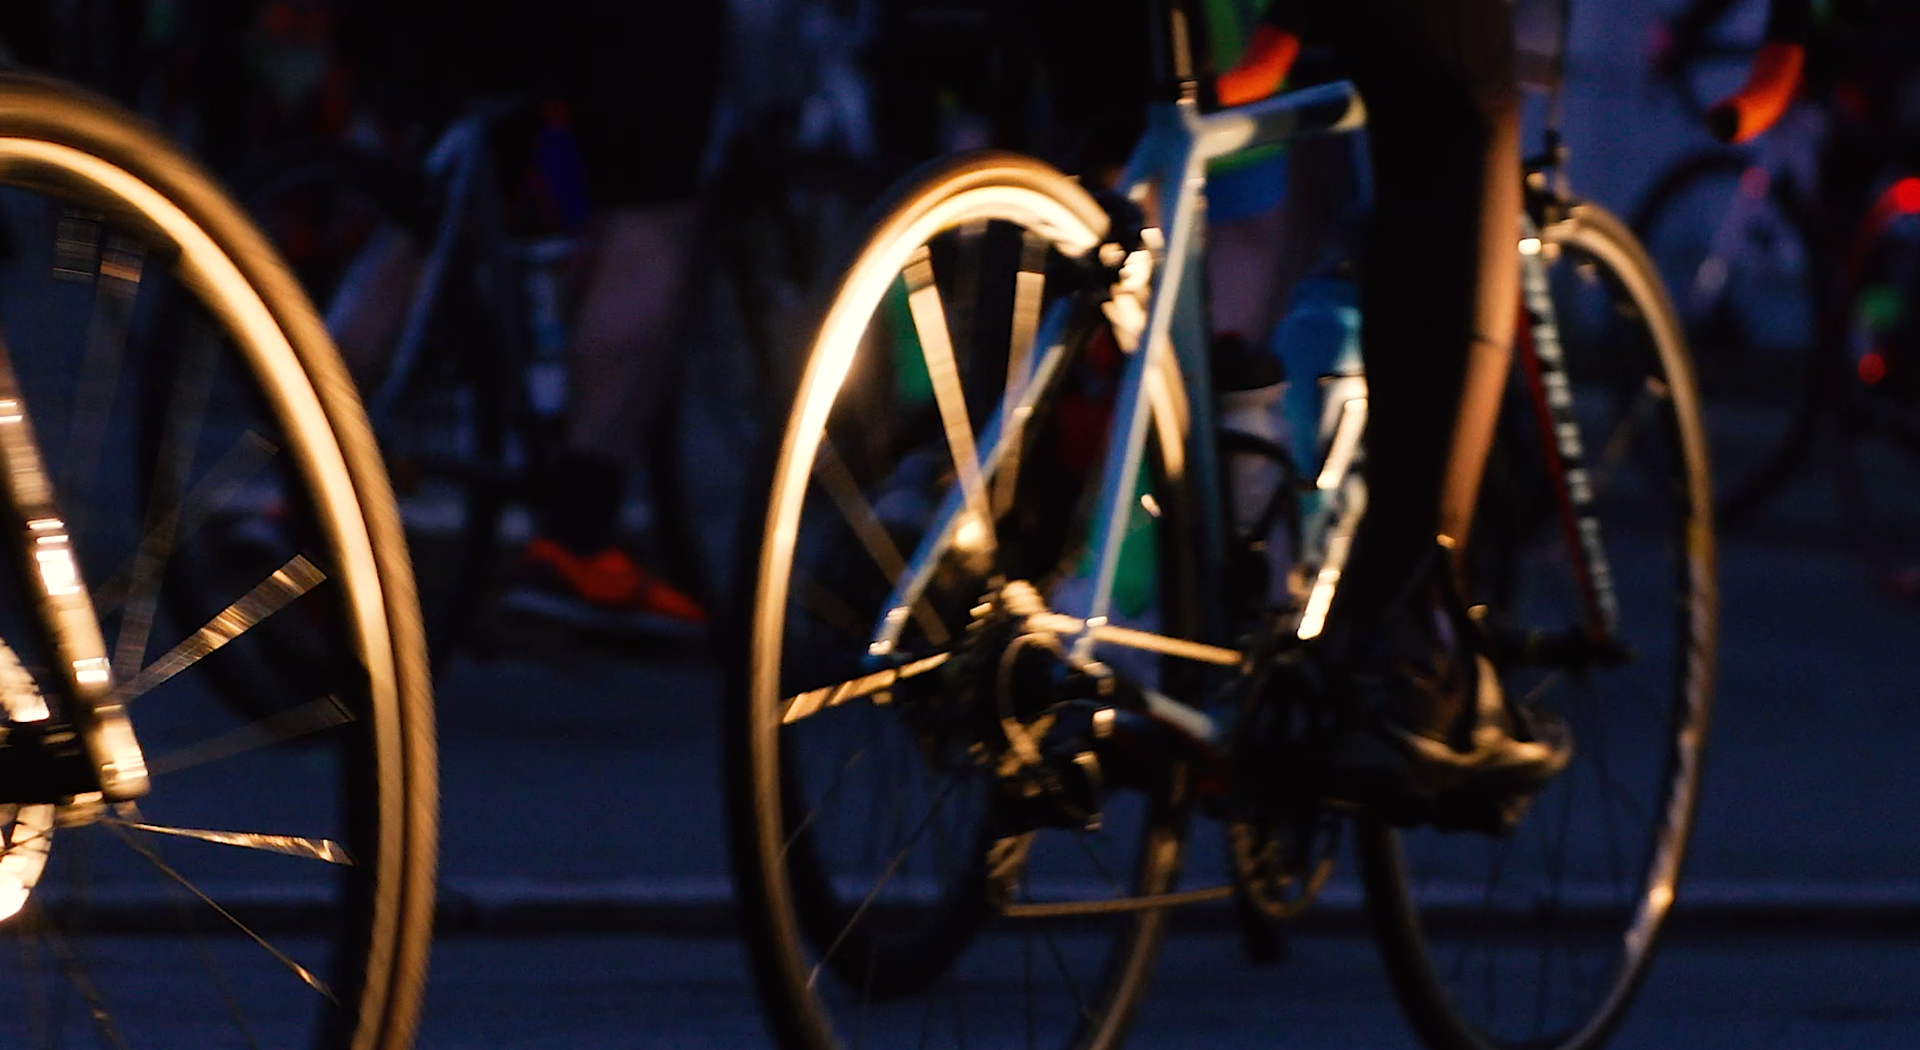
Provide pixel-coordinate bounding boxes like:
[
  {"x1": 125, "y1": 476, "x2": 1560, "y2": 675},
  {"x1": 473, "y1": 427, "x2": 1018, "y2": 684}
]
[
  {"x1": 414, "y1": 930, "x2": 1920, "y2": 1049},
  {"x1": 413, "y1": 434, "x2": 1920, "y2": 1050}
]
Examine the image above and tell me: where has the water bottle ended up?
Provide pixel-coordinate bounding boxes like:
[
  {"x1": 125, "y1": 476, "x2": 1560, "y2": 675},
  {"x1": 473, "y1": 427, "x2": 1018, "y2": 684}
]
[
  {"x1": 1214, "y1": 333, "x2": 1286, "y2": 534},
  {"x1": 1214, "y1": 333, "x2": 1288, "y2": 611},
  {"x1": 1269, "y1": 273, "x2": 1365, "y2": 636},
  {"x1": 1271, "y1": 274, "x2": 1363, "y2": 476}
]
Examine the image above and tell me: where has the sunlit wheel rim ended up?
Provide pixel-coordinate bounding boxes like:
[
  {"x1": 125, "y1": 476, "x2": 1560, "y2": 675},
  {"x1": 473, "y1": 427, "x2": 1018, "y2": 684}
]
[
  {"x1": 741, "y1": 153, "x2": 1204, "y2": 1050},
  {"x1": 0, "y1": 93, "x2": 426, "y2": 1050},
  {"x1": 1360, "y1": 204, "x2": 1716, "y2": 1050},
  {"x1": 750, "y1": 163, "x2": 1110, "y2": 868}
]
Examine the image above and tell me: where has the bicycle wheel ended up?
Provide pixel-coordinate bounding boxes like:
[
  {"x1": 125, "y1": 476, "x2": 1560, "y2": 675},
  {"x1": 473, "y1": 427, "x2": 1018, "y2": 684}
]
[
  {"x1": 0, "y1": 74, "x2": 434, "y2": 1048},
  {"x1": 1632, "y1": 149, "x2": 1820, "y2": 522},
  {"x1": 728, "y1": 152, "x2": 1198, "y2": 1050},
  {"x1": 1845, "y1": 176, "x2": 1920, "y2": 449},
  {"x1": 1360, "y1": 203, "x2": 1716, "y2": 1050},
  {"x1": 237, "y1": 149, "x2": 512, "y2": 661}
]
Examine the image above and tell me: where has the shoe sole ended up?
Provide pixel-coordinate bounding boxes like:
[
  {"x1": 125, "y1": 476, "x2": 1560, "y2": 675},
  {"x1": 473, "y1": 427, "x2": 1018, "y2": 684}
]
[{"x1": 496, "y1": 588, "x2": 709, "y2": 645}]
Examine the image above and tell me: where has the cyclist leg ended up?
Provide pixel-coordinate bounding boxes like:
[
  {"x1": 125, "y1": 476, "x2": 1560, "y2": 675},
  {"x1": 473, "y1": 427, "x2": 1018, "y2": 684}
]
[
  {"x1": 1273, "y1": 0, "x2": 1568, "y2": 828},
  {"x1": 515, "y1": 0, "x2": 722, "y2": 628}
]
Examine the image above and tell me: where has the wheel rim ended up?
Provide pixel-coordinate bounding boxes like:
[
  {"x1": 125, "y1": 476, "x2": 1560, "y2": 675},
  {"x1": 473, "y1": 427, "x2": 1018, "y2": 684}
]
[
  {"x1": 0, "y1": 129, "x2": 420, "y2": 1047},
  {"x1": 1366, "y1": 214, "x2": 1715, "y2": 1050},
  {"x1": 741, "y1": 159, "x2": 1190, "y2": 1050}
]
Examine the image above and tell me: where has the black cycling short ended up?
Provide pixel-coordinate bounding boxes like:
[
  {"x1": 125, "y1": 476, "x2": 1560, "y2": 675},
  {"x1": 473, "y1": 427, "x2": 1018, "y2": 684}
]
[
  {"x1": 338, "y1": 0, "x2": 724, "y2": 208},
  {"x1": 1264, "y1": 0, "x2": 1523, "y2": 626}
]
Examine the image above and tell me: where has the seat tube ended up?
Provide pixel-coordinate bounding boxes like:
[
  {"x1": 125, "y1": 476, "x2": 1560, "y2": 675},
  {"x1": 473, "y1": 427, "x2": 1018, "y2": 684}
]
[{"x1": 1073, "y1": 106, "x2": 1211, "y2": 641}]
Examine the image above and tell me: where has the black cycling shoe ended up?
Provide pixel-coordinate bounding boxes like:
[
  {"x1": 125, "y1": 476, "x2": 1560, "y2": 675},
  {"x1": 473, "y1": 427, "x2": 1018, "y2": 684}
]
[
  {"x1": 1319, "y1": 650, "x2": 1570, "y2": 834},
  {"x1": 1314, "y1": 565, "x2": 1573, "y2": 834}
]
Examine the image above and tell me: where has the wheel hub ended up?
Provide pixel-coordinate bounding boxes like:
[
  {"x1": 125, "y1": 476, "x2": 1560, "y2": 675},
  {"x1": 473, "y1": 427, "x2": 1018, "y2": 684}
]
[{"x1": 0, "y1": 639, "x2": 59, "y2": 922}]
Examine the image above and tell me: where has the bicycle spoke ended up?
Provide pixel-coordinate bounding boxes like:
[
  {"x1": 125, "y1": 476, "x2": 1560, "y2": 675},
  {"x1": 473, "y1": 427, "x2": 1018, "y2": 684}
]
[
  {"x1": 117, "y1": 554, "x2": 326, "y2": 704},
  {"x1": 104, "y1": 824, "x2": 336, "y2": 1003},
  {"x1": 814, "y1": 439, "x2": 949, "y2": 645},
  {"x1": 1035, "y1": 923, "x2": 1096, "y2": 1032},
  {"x1": 807, "y1": 774, "x2": 969, "y2": 990},
  {"x1": 94, "y1": 429, "x2": 281, "y2": 617},
  {"x1": 902, "y1": 247, "x2": 995, "y2": 561},
  {"x1": 146, "y1": 695, "x2": 355, "y2": 777},
  {"x1": 104, "y1": 818, "x2": 351, "y2": 865},
  {"x1": 1070, "y1": 830, "x2": 1125, "y2": 896},
  {"x1": 783, "y1": 732, "x2": 883, "y2": 857},
  {"x1": 58, "y1": 235, "x2": 144, "y2": 537},
  {"x1": 995, "y1": 232, "x2": 1048, "y2": 515},
  {"x1": 782, "y1": 651, "x2": 950, "y2": 724},
  {"x1": 167, "y1": 894, "x2": 265, "y2": 1050},
  {"x1": 29, "y1": 909, "x2": 133, "y2": 1050},
  {"x1": 1579, "y1": 682, "x2": 1635, "y2": 892},
  {"x1": 1590, "y1": 380, "x2": 1663, "y2": 497},
  {"x1": 112, "y1": 322, "x2": 222, "y2": 682},
  {"x1": 793, "y1": 567, "x2": 871, "y2": 643}
]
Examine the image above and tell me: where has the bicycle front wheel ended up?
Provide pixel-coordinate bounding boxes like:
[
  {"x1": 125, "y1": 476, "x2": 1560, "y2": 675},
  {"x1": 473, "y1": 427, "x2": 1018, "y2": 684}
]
[
  {"x1": 1632, "y1": 149, "x2": 1819, "y2": 523},
  {"x1": 728, "y1": 152, "x2": 1198, "y2": 1050},
  {"x1": 0, "y1": 75, "x2": 434, "y2": 1048},
  {"x1": 1360, "y1": 203, "x2": 1716, "y2": 1050}
]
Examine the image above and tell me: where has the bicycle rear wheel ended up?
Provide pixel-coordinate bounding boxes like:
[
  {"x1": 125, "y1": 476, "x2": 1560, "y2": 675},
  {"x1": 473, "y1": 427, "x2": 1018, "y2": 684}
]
[
  {"x1": 0, "y1": 74, "x2": 434, "y2": 1048},
  {"x1": 1361, "y1": 203, "x2": 1716, "y2": 1050},
  {"x1": 728, "y1": 152, "x2": 1198, "y2": 1050}
]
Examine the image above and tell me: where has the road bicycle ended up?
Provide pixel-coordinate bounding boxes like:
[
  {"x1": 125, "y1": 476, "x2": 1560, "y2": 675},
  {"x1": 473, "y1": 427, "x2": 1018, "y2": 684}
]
[
  {"x1": 0, "y1": 71, "x2": 435, "y2": 1048},
  {"x1": 1635, "y1": 20, "x2": 1920, "y2": 535},
  {"x1": 238, "y1": 7, "x2": 895, "y2": 656},
  {"x1": 726, "y1": 5, "x2": 1717, "y2": 1050}
]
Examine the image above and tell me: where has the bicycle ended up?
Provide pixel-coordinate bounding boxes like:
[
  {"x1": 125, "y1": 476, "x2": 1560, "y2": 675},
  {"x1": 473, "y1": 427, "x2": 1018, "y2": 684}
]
[
  {"x1": 0, "y1": 71, "x2": 434, "y2": 1047},
  {"x1": 1634, "y1": 8, "x2": 1920, "y2": 534},
  {"x1": 725, "y1": 4, "x2": 1717, "y2": 1049},
  {"x1": 237, "y1": 4, "x2": 897, "y2": 656}
]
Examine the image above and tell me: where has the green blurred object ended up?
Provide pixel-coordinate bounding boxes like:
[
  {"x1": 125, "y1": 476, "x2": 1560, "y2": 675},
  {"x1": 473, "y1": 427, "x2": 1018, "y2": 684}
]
[
  {"x1": 1856, "y1": 283, "x2": 1904, "y2": 335},
  {"x1": 1075, "y1": 468, "x2": 1159, "y2": 618},
  {"x1": 885, "y1": 275, "x2": 934, "y2": 406}
]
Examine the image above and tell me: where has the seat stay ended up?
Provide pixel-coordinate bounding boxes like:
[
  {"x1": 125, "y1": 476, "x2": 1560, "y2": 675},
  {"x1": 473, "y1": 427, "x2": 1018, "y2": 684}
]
[
  {"x1": 362, "y1": 113, "x2": 494, "y2": 424},
  {"x1": 868, "y1": 302, "x2": 1075, "y2": 658},
  {"x1": 871, "y1": 82, "x2": 1369, "y2": 664}
]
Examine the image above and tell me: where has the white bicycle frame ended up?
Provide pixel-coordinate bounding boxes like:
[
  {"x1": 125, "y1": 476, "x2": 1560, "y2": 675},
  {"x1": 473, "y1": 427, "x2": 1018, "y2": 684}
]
[{"x1": 869, "y1": 80, "x2": 1368, "y2": 669}]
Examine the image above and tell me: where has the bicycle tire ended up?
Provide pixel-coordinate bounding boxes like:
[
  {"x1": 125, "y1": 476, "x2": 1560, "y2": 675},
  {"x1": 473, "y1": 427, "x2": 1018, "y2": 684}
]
[
  {"x1": 1631, "y1": 148, "x2": 1823, "y2": 525},
  {"x1": 1360, "y1": 202, "x2": 1716, "y2": 1050},
  {"x1": 0, "y1": 73, "x2": 434, "y2": 1049},
  {"x1": 727, "y1": 151, "x2": 1197, "y2": 1050}
]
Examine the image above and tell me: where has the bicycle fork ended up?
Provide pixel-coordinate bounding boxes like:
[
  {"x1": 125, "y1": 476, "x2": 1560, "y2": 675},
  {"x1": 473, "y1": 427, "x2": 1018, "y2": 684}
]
[{"x1": 0, "y1": 329, "x2": 148, "y2": 806}]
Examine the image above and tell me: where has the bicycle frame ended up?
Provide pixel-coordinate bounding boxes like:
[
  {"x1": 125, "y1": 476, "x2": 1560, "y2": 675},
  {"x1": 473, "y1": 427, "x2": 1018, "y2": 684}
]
[
  {"x1": 871, "y1": 82, "x2": 1366, "y2": 665},
  {"x1": 348, "y1": 101, "x2": 561, "y2": 428}
]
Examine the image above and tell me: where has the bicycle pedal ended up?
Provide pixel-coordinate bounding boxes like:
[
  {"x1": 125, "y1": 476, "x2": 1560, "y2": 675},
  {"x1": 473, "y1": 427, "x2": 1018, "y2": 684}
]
[{"x1": 995, "y1": 748, "x2": 1103, "y2": 833}]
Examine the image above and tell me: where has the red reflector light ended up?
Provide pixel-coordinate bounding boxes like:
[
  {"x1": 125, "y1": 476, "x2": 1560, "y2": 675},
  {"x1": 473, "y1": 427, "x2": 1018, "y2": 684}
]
[
  {"x1": 1894, "y1": 178, "x2": 1920, "y2": 214},
  {"x1": 1860, "y1": 351, "x2": 1889, "y2": 385}
]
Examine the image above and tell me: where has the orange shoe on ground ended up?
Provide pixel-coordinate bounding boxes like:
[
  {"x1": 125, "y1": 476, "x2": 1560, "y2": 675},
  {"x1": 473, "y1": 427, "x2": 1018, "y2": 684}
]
[{"x1": 503, "y1": 537, "x2": 707, "y2": 641}]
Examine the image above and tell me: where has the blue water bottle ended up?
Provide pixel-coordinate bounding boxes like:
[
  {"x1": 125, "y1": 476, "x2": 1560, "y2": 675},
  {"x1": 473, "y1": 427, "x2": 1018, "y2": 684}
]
[
  {"x1": 1270, "y1": 273, "x2": 1363, "y2": 477},
  {"x1": 1269, "y1": 273, "x2": 1365, "y2": 636}
]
